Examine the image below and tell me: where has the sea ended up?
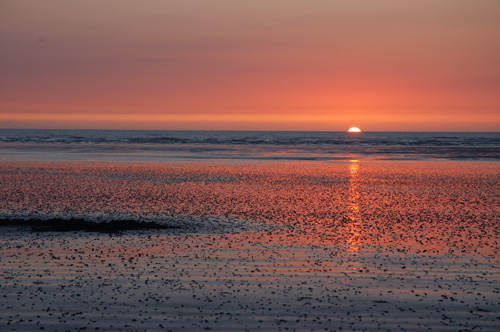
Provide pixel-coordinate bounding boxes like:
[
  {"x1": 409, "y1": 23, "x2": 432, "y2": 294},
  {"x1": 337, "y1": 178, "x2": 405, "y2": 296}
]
[{"x1": 0, "y1": 129, "x2": 498, "y2": 162}]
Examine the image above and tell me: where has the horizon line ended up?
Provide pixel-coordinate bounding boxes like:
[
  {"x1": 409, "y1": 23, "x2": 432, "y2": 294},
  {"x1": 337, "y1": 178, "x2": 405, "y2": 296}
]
[{"x1": 1, "y1": 127, "x2": 499, "y2": 133}]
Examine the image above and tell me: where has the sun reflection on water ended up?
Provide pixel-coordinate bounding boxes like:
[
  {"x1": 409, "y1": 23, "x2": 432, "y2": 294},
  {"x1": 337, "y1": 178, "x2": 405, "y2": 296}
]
[{"x1": 347, "y1": 162, "x2": 361, "y2": 252}]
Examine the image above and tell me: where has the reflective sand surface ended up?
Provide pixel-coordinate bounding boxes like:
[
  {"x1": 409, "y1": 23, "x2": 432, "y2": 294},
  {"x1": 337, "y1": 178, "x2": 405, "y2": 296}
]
[{"x1": 0, "y1": 161, "x2": 499, "y2": 331}]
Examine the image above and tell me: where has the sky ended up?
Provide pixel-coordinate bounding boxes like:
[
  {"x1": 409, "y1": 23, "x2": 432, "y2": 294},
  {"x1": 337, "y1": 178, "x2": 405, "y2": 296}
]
[{"x1": 1, "y1": 0, "x2": 499, "y2": 131}]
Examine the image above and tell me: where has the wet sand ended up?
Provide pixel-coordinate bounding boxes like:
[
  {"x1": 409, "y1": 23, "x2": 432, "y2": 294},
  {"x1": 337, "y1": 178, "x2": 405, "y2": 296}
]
[{"x1": 0, "y1": 161, "x2": 499, "y2": 331}]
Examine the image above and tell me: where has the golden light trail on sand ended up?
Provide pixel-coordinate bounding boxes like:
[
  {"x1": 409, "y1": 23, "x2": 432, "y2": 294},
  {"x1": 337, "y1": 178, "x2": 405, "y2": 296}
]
[{"x1": 347, "y1": 162, "x2": 362, "y2": 252}]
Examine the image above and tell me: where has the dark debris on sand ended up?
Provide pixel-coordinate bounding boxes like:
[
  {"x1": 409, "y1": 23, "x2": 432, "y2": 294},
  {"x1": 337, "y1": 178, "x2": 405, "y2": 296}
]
[{"x1": 0, "y1": 218, "x2": 178, "y2": 233}]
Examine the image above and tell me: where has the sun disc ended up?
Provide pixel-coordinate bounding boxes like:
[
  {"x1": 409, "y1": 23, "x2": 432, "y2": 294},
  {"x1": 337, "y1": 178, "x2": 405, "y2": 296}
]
[{"x1": 347, "y1": 126, "x2": 361, "y2": 133}]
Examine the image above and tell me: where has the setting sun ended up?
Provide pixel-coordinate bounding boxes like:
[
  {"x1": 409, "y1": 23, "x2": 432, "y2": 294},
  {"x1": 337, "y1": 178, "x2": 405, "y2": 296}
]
[{"x1": 348, "y1": 127, "x2": 362, "y2": 133}]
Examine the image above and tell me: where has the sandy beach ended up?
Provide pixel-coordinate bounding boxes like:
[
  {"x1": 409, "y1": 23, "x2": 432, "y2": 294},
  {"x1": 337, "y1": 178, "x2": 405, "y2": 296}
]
[{"x1": 0, "y1": 160, "x2": 498, "y2": 331}]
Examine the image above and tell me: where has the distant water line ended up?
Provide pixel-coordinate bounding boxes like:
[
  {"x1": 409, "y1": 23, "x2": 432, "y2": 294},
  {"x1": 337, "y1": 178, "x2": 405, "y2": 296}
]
[{"x1": 0, "y1": 129, "x2": 499, "y2": 162}]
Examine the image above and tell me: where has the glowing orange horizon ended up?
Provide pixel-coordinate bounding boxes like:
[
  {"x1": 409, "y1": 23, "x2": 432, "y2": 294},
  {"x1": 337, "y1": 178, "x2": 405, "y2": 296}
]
[
  {"x1": 0, "y1": 1, "x2": 499, "y2": 131},
  {"x1": 1, "y1": 111, "x2": 498, "y2": 131}
]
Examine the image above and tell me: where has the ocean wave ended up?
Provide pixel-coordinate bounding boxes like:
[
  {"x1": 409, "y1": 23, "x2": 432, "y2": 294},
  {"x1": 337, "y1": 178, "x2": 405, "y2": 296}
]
[
  {"x1": 1, "y1": 130, "x2": 499, "y2": 161},
  {"x1": 1, "y1": 130, "x2": 499, "y2": 146}
]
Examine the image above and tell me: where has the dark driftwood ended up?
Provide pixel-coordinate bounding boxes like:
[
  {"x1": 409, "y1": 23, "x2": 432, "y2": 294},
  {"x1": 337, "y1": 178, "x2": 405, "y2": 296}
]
[{"x1": 0, "y1": 218, "x2": 177, "y2": 233}]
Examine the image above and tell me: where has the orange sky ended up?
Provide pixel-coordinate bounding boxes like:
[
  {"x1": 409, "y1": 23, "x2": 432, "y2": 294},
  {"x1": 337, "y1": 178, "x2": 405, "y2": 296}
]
[{"x1": 1, "y1": 0, "x2": 499, "y2": 131}]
